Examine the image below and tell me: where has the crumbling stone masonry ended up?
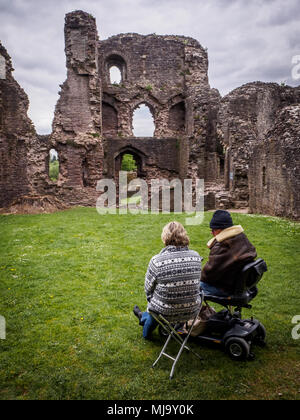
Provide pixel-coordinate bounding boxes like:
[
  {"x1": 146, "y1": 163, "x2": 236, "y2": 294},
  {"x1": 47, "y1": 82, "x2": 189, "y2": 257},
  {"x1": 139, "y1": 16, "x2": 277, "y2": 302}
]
[
  {"x1": 249, "y1": 102, "x2": 300, "y2": 220},
  {"x1": 218, "y1": 82, "x2": 300, "y2": 219},
  {"x1": 0, "y1": 10, "x2": 299, "y2": 219}
]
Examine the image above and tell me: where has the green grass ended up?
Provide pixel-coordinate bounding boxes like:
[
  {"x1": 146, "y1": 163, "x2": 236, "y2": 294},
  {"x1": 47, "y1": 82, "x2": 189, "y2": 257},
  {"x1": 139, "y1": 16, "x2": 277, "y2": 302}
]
[
  {"x1": 49, "y1": 160, "x2": 59, "y2": 181},
  {"x1": 0, "y1": 208, "x2": 299, "y2": 400}
]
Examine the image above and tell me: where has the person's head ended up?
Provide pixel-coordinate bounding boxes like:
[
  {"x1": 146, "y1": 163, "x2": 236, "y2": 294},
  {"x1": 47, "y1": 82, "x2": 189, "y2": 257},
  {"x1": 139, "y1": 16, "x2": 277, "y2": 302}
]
[
  {"x1": 161, "y1": 221, "x2": 190, "y2": 247},
  {"x1": 209, "y1": 210, "x2": 233, "y2": 236}
]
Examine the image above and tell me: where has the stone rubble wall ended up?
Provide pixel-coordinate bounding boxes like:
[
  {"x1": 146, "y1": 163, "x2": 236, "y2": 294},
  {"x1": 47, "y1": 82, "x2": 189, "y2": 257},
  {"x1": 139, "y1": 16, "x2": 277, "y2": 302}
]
[
  {"x1": 249, "y1": 104, "x2": 300, "y2": 219},
  {"x1": 49, "y1": 11, "x2": 103, "y2": 206},
  {"x1": 0, "y1": 42, "x2": 34, "y2": 208},
  {"x1": 217, "y1": 82, "x2": 300, "y2": 217}
]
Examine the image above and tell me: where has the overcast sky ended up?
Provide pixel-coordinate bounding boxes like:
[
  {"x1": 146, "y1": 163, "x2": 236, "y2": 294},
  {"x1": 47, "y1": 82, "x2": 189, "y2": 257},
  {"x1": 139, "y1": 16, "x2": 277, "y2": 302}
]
[{"x1": 0, "y1": 0, "x2": 299, "y2": 134}]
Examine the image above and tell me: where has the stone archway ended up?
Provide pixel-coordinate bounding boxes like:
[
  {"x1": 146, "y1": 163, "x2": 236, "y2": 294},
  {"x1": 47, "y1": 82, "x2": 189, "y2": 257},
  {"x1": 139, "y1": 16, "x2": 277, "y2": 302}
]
[
  {"x1": 114, "y1": 146, "x2": 146, "y2": 180},
  {"x1": 132, "y1": 102, "x2": 155, "y2": 137}
]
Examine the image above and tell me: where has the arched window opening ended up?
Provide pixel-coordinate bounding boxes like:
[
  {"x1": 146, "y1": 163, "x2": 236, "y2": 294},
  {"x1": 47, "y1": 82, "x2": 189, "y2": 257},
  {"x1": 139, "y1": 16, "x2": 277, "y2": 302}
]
[
  {"x1": 121, "y1": 153, "x2": 138, "y2": 184},
  {"x1": 49, "y1": 148, "x2": 59, "y2": 182},
  {"x1": 132, "y1": 104, "x2": 155, "y2": 137},
  {"x1": 106, "y1": 54, "x2": 126, "y2": 84},
  {"x1": 219, "y1": 157, "x2": 225, "y2": 178},
  {"x1": 119, "y1": 152, "x2": 142, "y2": 205},
  {"x1": 82, "y1": 158, "x2": 89, "y2": 187},
  {"x1": 109, "y1": 66, "x2": 122, "y2": 85},
  {"x1": 115, "y1": 148, "x2": 145, "y2": 181},
  {"x1": 262, "y1": 166, "x2": 266, "y2": 187}
]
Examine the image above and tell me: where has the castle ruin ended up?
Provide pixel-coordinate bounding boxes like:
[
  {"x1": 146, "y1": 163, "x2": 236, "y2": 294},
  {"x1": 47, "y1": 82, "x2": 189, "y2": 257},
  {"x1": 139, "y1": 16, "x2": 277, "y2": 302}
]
[{"x1": 0, "y1": 10, "x2": 299, "y2": 219}]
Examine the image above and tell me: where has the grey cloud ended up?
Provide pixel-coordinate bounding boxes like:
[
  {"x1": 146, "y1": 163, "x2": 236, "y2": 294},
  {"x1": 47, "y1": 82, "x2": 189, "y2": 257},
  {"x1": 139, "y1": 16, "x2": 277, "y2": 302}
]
[
  {"x1": 288, "y1": 32, "x2": 300, "y2": 49},
  {"x1": 260, "y1": 0, "x2": 300, "y2": 26}
]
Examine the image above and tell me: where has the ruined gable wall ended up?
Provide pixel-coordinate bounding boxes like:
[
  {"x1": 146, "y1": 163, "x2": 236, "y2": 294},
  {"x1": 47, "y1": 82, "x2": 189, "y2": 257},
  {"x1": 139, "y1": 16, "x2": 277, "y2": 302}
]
[
  {"x1": 0, "y1": 42, "x2": 71, "y2": 213},
  {"x1": 99, "y1": 33, "x2": 220, "y2": 186},
  {"x1": 100, "y1": 34, "x2": 190, "y2": 182},
  {"x1": 0, "y1": 43, "x2": 33, "y2": 207},
  {"x1": 217, "y1": 82, "x2": 300, "y2": 210},
  {"x1": 99, "y1": 33, "x2": 189, "y2": 139},
  {"x1": 249, "y1": 103, "x2": 300, "y2": 219}
]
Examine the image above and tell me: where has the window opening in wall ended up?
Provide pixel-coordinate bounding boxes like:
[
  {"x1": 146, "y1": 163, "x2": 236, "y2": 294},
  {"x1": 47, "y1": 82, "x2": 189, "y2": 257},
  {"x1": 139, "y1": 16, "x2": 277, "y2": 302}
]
[
  {"x1": 106, "y1": 54, "x2": 126, "y2": 84},
  {"x1": 219, "y1": 156, "x2": 225, "y2": 178},
  {"x1": 132, "y1": 104, "x2": 155, "y2": 137},
  {"x1": 120, "y1": 153, "x2": 140, "y2": 204},
  {"x1": 121, "y1": 153, "x2": 138, "y2": 183},
  {"x1": 262, "y1": 166, "x2": 266, "y2": 187},
  {"x1": 109, "y1": 66, "x2": 122, "y2": 85},
  {"x1": 82, "y1": 158, "x2": 89, "y2": 187},
  {"x1": 49, "y1": 149, "x2": 59, "y2": 182}
]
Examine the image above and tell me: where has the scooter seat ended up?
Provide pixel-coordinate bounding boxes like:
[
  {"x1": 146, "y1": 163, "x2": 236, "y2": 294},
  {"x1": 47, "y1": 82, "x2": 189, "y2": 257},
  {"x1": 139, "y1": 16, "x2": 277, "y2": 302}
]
[
  {"x1": 203, "y1": 258, "x2": 266, "y2": 309},
  {"x1": 204, "y1": 288, "x2": 257, "y2": 308}
]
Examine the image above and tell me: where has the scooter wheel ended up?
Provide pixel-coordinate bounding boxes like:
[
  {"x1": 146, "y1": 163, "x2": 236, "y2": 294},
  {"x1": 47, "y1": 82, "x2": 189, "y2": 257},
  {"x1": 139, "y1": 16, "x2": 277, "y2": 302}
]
[
  {"x1": 254, "y1": 323, "x2": 266, "y2": 347},
  {"x1": 225, "y1": 337, "x2": 250, "y2": 361}
]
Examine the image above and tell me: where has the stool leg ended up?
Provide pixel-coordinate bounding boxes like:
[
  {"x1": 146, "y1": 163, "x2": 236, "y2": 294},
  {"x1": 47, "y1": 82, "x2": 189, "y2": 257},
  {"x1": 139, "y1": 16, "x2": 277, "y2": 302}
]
[
  {"x1": 149, "y1": 306, "x2": 203, "y2": 379},
  {"x1": 169, "y1": 323, "x2": 202, "y2": 379},
  {"x1": 152, "y1": 333, "x2": 172, "y2": 368}
]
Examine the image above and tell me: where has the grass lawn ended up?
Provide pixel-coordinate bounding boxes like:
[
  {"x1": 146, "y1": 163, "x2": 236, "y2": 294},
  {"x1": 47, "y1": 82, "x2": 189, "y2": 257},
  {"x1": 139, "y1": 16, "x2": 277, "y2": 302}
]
[{"x1": 0, "y1": 208, "x2": 299, "y2": 400}]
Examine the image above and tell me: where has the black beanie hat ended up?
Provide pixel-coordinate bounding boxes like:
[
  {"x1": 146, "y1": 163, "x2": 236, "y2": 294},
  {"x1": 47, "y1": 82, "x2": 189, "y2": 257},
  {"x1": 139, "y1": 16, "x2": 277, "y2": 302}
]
[{"x1": 210, "y1": 210, "x2": 233, "y2": 230}]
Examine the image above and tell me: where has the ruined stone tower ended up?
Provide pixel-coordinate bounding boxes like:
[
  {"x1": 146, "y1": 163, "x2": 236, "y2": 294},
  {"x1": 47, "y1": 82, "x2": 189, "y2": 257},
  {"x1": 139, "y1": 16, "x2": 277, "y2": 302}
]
[
  {"x1": 0, "y1": 10, "x2": 299, "y2": 219},
  {"x1": 50, "y1": 10, "x2": 223, "y2": 204}
]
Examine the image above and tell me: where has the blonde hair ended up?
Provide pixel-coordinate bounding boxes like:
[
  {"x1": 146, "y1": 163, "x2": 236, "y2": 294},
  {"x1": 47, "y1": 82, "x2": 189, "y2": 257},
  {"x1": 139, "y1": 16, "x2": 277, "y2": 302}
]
[{"x1": 161, "y1": 221, "x2": 190, "y2": 247}]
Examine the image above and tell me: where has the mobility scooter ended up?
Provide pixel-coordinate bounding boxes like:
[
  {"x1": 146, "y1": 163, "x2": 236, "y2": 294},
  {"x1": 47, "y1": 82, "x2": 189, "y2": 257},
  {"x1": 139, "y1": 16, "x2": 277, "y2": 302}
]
[
  {"x1": 158, "y1": 258, "x2": 268, "y2": 361},
  {"x1": 195, "y1": 258, "x2": 268, "y2": 360}
]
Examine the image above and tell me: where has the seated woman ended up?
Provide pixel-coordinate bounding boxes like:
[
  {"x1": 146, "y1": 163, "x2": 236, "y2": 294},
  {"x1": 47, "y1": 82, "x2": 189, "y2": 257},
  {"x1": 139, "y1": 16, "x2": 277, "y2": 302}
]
[{"x1": 133, "y1": 221, "x2": 203, "y2": 339}]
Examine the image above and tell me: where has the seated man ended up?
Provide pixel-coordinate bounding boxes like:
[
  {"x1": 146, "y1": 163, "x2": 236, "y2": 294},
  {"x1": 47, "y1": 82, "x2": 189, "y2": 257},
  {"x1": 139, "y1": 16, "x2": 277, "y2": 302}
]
[
  {"x1": 200, "y1": 210, "x2": 257, "y2": 297},
  {"x1": 133, "y1": 221, "x2": 202, "y2": 339}
]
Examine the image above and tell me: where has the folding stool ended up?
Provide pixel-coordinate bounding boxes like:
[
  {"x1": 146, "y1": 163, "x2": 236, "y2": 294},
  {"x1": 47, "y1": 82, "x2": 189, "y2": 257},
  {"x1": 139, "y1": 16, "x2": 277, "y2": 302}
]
[{"x1": 149, "y1": 296, "x2": 203, "y2": 379}]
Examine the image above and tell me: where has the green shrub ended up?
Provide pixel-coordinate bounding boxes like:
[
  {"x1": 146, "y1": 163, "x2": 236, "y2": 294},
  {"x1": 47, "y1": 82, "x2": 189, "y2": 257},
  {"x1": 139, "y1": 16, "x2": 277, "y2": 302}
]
[
  {"x1": 49, "y1": 160, "x2": 59, "y2": 181},
  {"x1": 121, "y1": 154, "x2": 137, "y2": 171}
]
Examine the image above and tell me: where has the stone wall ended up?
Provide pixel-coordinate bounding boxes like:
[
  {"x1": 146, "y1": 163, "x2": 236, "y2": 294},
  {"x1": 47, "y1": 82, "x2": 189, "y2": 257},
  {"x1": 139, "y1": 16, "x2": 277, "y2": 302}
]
[
  {"x1": 249, "y1": 104, "x2": 300, "y2": 219},
  {"x1": 48, "y1": 10, "x2": 103, "y2": 206},
  {"x1": 0, "y1": 42, "x2": 33, "y2": 207},
  {"x1": 217, "y1": 82, "x2": 300, "y2": 214},
  {"x1": 105, "y1": 137, "x2": 179, "y2": 179},
  {"x1": 98, "y1": 32, "x2": 217, "y2": 183}
]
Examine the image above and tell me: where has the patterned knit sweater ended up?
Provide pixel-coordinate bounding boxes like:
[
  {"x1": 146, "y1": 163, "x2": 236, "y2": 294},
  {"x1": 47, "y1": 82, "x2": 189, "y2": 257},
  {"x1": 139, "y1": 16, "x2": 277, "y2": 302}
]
[{"x1": 145, "y1": 246, "x2": 202, "y2": 322}]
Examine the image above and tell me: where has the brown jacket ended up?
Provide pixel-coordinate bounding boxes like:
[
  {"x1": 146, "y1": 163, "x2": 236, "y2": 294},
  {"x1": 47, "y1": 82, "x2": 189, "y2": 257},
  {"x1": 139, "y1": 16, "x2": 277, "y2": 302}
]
[{"x1": 201, "y1": 225, "x2": 257, "y2": 293}]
